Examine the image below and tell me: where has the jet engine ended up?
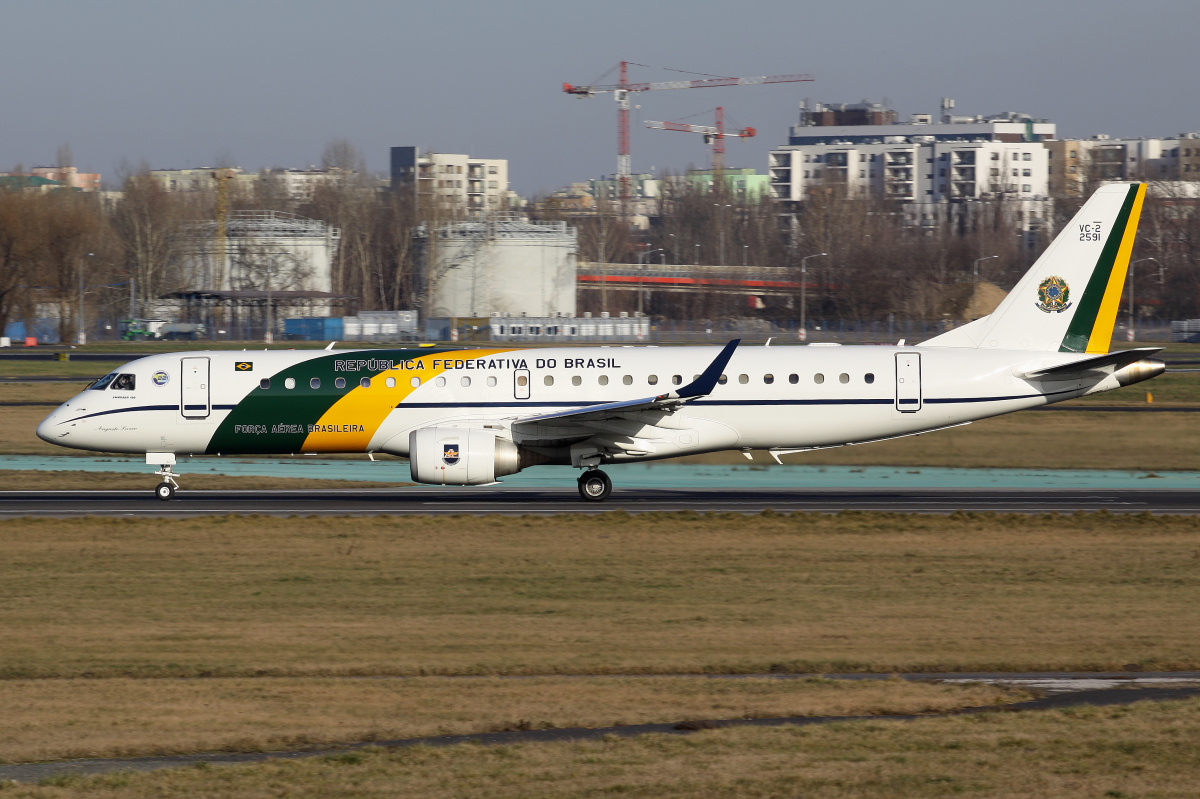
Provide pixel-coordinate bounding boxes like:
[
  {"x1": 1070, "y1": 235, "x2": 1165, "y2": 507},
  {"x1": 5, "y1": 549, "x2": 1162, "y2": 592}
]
[{"x1": 408, "y1": 427, "x2": 522, "y2": 485}]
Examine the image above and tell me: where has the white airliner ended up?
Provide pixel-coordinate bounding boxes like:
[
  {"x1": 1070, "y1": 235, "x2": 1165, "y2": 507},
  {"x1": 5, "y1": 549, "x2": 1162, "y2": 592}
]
[{"x1": 38, "y1": 183, "x2": 1163, "y2": 501}]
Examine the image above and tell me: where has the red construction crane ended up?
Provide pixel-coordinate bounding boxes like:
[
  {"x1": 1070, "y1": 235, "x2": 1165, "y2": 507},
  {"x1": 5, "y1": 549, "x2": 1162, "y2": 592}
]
[
  {"x1": 645, "y1": 107, "x2": 756, "y2": 177},
  {"x1": 563, "y1": 62, "x2": 812, "y2": 214}
]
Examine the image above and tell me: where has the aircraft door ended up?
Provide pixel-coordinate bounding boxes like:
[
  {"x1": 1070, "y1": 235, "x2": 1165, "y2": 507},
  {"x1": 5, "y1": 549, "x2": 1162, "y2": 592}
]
[
  {"x1": 514, "y1": 368, "x2": 530, "y2": 400},
  {"x1": 180, "y1": 357, "x2": 211, "y2": 419},
  {"x1": 894, "y1": 353, "x2": 922, "y2": 413}
]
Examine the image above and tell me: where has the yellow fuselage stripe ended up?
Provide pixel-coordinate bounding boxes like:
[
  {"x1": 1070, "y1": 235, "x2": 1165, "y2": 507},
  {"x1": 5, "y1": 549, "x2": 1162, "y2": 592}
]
[
  {"x1": 301, "y1": 348, "x2": 512, "y2": 452},
  {"x1": 1085, "y1": 183, "x2": 1146, "y2": 353}
]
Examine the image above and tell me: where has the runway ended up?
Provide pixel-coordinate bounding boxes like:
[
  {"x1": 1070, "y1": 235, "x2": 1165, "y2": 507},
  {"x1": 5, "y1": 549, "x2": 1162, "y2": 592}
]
[{"x1": 4, "y1": 485, "x2": 1200, "y2": 516}]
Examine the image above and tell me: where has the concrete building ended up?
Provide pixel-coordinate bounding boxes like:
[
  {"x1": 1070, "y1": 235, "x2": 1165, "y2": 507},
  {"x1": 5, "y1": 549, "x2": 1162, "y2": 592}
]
[
  {"x1": 391, "y1": 147, "x2": 509, "y2": 217},
  {"x1": 28, "y1": 167, "x2": 100, "y2": 191},
  {"x1": 262, "y1": 168, "x2": 359, "y2": 202},
  {"x1": 1047, "y1": 132, "x2": 1200, "y2": 194},
  {"x1": 768, "y1": 99, "x2": 1054, "y2": 231},
  {"x1": 419, "y1": 217, "x2": 577, "y2": 318},
  {"x1": 150, "y1": 167, "x2": 259, "y2": 194}
]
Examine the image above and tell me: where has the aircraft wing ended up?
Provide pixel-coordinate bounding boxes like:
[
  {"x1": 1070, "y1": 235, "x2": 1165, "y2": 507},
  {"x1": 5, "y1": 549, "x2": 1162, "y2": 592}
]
[
  {"x1": 1015, "y1": 347, "x2": 1162, "y2": 379},
  {"x1": 513, "y1": 339, "x2": 740, "y2": 427}
]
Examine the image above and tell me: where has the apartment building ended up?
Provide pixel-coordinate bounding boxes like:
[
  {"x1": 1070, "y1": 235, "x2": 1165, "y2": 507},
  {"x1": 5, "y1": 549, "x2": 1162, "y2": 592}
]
[
  {"x1": 28, "y1": 167, "x2": 101, "y2": 192},
  {"x1": 390, "y1": 146, "x2": 509, "y2": 217},
  {"x1": 1048, "y1": 133, "x2": 1200, "y2": 194},
  {"x1": 768, "y1": 100, "x2": 1054, "y2": 230}
]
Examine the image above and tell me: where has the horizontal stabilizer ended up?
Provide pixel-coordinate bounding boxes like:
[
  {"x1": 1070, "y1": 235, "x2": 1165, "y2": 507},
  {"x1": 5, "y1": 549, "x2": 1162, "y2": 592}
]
[{"x1": 1015, "y1": 347, "x2": 1162, "y2": 379}]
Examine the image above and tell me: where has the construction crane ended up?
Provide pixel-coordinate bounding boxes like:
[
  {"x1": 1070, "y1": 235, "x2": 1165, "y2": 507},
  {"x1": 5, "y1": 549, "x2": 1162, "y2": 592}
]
[
  {"x1": 563, "y1": 62, "x2": 811, "y2": 214},
  {"x1": 645, "y1": 107, "x2": 755, "y2": 180}
]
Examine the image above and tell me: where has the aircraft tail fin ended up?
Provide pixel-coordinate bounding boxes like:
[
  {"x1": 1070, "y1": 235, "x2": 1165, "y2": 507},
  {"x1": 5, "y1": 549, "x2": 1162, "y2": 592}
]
[{"x1": 922, "y1": 183, "x2": 1146, "y2": 352}]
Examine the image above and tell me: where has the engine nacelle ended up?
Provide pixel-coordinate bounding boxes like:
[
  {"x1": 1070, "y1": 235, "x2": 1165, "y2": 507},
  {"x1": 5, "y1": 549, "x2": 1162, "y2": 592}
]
[{"x1": 408, "y1": 427, "x2": 521, "y2": 485}]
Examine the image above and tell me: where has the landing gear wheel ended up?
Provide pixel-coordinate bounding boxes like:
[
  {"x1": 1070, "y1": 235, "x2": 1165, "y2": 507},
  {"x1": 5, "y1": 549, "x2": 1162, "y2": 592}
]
[
  {"x1": 578, "y1": 469, "x2": 612, "y2": 502},
  {"x1": 155, "y1": 482, "x2": 175, "y2": 501}
]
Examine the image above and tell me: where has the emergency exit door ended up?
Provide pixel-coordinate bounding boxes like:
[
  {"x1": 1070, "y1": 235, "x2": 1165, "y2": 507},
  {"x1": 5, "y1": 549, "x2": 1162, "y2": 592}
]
[
  {"x1": 514, "y1": 368, "x2": 530, "y2": 400},
  {"x1": 180, "y1": 357, "x2": 210, "y2": 419},
  {"x1": 895, "y1": 353, "x2": 922, "y2": 413}
]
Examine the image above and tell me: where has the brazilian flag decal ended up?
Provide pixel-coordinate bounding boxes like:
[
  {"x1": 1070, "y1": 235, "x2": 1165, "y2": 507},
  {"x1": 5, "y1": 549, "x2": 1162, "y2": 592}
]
[{"x1": 235, "y1": 362, "x2": 253, "y2": 371}]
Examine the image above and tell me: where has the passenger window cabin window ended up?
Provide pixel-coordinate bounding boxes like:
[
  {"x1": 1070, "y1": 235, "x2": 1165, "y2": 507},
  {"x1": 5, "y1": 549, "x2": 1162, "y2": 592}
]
[
  {"x1": 112, "y1": 374, "x2": 136, "y2": 391},
  {"x1": 334, "y1": 377, "x2": 346, "y2": 389},
  {"x1": 90, "y1": 373, "x2": 118, "y2": 390},
  {"x1": 461, "y1": 376, "x2": 471, "y2": 387},
  {"x1": 764, "y1": 374, "x2": 774, "y2": 384},
  {"x1": 310, "y1": 378, "x2": 321, "y2": 389},
  {"x1": 385, "y1": 377, "x2": 396, "y2": 388},
  {"x1": 672, "y1": 375, "x2": 682, "y2": 385},
  {"x1": 648, "y1": 375, "x2": 658, "y2": 385},
  {"x1": 738, "y1": 374, "x2": 749, "y2": 384},
  {"x1": 410, "y1": 377, "x2": 420, "y2": 388},
  {"x1": 544, "y1": 375, "x2": 554, "y2": 386},
  {"x1": 839, "y1": 373, "x2": 850, "y2": 383},
  {"x1": 622, "y1": 375, "x2": 632, "y2": 385},
  {"x1": 598, "y1": 375, "x2": 609, "y2": 386},
  {"x1": 435, "y1": 376, "x2": 446, "y2": 387},
  {"x1": 517, "y1": 375, "x2": 528, "y2": 387},
  {"x1": 718, "y1": 374, "x2": 728, "y2": 385},
  {"x1": 789, "y1": 374, "x2": 798, "y2": 384},
  {"x1": 572, "y1": 376, "x2": 581, "y2": 386},
  {"x1": 814, "y1": 373, "x2": 825, "y2": 384},
  {"x1": 865, "y1": 373, "x2": 875, "y2": 384},
  {"x1": 359, "y1": 377, "x2": 370, "y2": 388},
  {"x1": 259, "y1": 378, "x2": 270, "y2": 390},
  {"x1": 487, "y1": 376, "x2": 498, "y2": 387},
  {"x1": 285, "y1": 378, "x2": 296, "y2": 389}
]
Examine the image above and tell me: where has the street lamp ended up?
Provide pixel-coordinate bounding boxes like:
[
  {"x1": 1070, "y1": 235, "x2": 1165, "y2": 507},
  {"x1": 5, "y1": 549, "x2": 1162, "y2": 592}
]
[
  {"x1": 973, "y1": 255, "x2": 998, "y2": 284},
  {"x1": 77, "y1": 252, "x2": 93, "y2": 345},
  {"x1": 800, "y1": 252, "x2": 828, "y2": 341},
  {"x1": 1129, "y1": 257, "x2": 1159, "y2": 342},
  {"x1": 694, "y1": 243, "x2": 701, "y2": 266},
  {"x1": 743, "y1": 244, "x2": 749, "y2": 267},
  {"x1": 714, "y1": 203, "x2": 731, "y2": 266},
  {"x1": 668, "y1": 233, "x2": 677, "y2": 264},
  {"x1": 635, "y1": 248, "x2": 664, "y2": 316}
]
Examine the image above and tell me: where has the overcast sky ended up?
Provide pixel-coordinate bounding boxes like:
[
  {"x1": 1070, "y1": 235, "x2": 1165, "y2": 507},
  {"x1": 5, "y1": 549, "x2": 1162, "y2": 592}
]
[{"x1": 2, "y1": 0, "x2": 1197, "y2": 196}]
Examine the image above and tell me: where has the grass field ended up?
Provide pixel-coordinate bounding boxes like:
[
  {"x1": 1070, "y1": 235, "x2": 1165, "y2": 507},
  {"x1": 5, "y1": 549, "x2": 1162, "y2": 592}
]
[
  {"x1": 0, "y1": 470, "x2": 400, "y2": 490},
  {"x1": 0, "y1": 676, "x2": 1027, "y2": 764},
  {"x1": 9, "y1": 698, "x2": 1200, "y2": 798},
  {"x1": 1, "y1": 511, "x2": 1197, "y2": 790}
]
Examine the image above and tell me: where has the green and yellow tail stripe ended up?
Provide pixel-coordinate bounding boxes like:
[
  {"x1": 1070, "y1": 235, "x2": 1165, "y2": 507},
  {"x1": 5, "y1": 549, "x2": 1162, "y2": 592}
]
[{"x1": 1059, "y1": 183, "x2": 1146, "y2": 353}]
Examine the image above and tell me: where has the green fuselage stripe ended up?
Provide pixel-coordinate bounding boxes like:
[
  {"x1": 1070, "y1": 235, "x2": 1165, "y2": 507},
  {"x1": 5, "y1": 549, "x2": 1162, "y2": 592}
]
[{"x1": 1059, "y1": 185, "x2": 1139, "y2": 353}]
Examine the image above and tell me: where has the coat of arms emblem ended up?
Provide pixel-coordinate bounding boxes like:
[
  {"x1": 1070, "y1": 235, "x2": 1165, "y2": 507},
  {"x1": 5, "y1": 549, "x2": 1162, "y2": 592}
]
[
  {"x1": 442, "y1": 444, "x2": 460, "y2": 466},
  {"x1": 1036, "y1": 276, "x2": 1071, "y2": 313}
]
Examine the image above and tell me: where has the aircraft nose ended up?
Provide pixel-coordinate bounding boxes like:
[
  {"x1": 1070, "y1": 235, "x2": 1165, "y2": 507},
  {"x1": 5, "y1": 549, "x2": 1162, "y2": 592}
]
[{"x1": 36, "y1": 409, "x2": 60, "y2": 444}]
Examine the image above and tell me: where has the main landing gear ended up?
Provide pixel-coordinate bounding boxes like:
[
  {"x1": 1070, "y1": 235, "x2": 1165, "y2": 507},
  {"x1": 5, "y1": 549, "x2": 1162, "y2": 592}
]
[{"x1": 577, "y1": 468, "x2": 612, "y2": 502}]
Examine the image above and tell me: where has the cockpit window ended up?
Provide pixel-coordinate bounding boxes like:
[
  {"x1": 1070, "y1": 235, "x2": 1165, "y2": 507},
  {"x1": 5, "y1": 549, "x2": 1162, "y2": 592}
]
[
  {"x1": 111, "y1": 374, "x2": 136, "y2": 391},
  {"x1": 90, "y1": 373, "x2": 117, "y2": 390}
]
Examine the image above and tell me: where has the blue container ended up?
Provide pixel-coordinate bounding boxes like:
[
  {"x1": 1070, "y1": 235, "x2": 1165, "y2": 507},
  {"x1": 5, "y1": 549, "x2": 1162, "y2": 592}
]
[{"x1": 284, "y1": 317, "x2": 344, "y2": 341}]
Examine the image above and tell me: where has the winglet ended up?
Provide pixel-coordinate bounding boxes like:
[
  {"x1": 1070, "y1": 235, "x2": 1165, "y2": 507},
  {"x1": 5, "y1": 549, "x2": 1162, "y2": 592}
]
[{"x1": 676, "y1": 339, "x2": 740, "y2": 399}]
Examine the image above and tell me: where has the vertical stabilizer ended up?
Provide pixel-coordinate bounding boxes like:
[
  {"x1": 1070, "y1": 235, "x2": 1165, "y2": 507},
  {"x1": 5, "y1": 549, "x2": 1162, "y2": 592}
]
[{"x1": 922, "y1": 183, "x2": 1146, "y2": 352}]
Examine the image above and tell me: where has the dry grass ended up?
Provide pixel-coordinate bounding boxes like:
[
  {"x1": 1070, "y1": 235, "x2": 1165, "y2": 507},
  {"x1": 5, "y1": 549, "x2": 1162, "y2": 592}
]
[
  {"x1": 8, "y1": 697, "x2": 1200, "y2": 797},
  {"x1": 0, "y1": 676, "x2": 1026, "y2": 763},
  {"x1": 1, "y1": 512, "x2": 1198, "y2": 680},
  {"x1": 0, "y1": 470, "x2": 400, "y2": 490}
]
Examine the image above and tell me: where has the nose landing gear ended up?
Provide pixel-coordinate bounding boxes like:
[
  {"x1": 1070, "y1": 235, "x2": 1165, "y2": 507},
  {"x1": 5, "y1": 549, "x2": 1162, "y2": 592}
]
[
  {"x1": 577, "y1": 469, "x2": 612, "y2": 502},
  {"x1": 148, "y1": 453, "x2": 180, "y2": 501}
]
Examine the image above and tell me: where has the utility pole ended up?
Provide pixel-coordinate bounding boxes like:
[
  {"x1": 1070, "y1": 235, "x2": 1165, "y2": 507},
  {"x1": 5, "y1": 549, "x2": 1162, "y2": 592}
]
[
  {"x1": 800, "y1": 252, "x2": 828, "y2": 342},
  {"x1": 1129, "y1": 257, "x2": 1158, "y2": 342}
]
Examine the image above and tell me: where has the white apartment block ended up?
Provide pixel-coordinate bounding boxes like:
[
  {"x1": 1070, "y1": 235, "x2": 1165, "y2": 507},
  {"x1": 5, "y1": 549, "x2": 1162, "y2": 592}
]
[
  {"x1": 149, "y1": 167, "x2": 258, "y2": 194},
  {"x1": 391, "y1": 146, "x2": 509, "y2": 217},
  {"x1": 769, "y1": 101, "x2": 1054, "y2": 231},
  {"x1": 1049, "y1": 132, "x2": 1200, "y2": 195}
]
